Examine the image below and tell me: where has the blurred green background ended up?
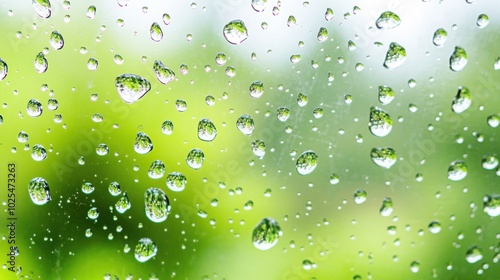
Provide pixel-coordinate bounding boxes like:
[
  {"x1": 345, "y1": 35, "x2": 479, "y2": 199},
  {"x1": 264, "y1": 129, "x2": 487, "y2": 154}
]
[{"x1": 1, "y1": 0, "x2": 499, "y2": 279}]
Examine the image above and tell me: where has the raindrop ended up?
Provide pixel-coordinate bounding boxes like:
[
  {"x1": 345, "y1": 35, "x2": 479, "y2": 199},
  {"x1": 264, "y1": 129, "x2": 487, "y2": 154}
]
[
  {"x1": 87, "y1": 207, "x2": 99, "y2": 219},
  {"x1": 428, "y1": 221, "x2": 441, "y2": 234},
  {"x1": 162, "y1": 13, "x2": 171, "y2": 25},
  {"x1": 449, "y1": 47, "x2": 467, "y2": 72},
  {"x1": 115, "y1": 74, "x2": 151, "y2": 103},
  {"x1": 161, "y1": 120, "x2": 174, "y2": 135},
  {"x1": 87, "y1": 58, "x2": 98, "y2": 71},
  {"x1": 384, "y1": 42, "x2": 406, "y2": 69},
  {"x1": 465, "y1": 246, "x2": 483, "y2": 263},
  {"x1": 166, "y1": 172, "x2": 187, "y2": 192},
  {"x1": 134, "y1": 132, "x2": 153, "y2": 154},
  {"x1": 31, "y1": 144, "x2": 47, "y2": 161},
  {"x1": 135, "y1": 238, "x2": 157, "y2": 262},
  {"x1": 32, "y1": 0, "x2": 51, "y2": 18},
  {"x1": 410, "y1": 261, "x2": 420, "y2": 273},
  {"x1": 115, "y1": 192, "x2": 131, "y2": 213},
  {"x1": 153, "y1": 60, "x2": 175, "y2": 84},
  {"x1": 277, "y1": 107, "x2": 290, "y2": 122},
  {"x1": 297, "y1": 93, "x2": 308, "y2": 106},
  {"x1": 81, "y1": 182, "x2": 94, "y2": 194},
  {"x1": 378, "y1": 85, "x2": 395, "y2": 105},
  {"x1": 215, "y1": 52, "x2": 227, "y2": 66},
  {"x1": 186, "y1": 148, "x2": 204, "y2": 169},
  {"x1": 487, "y1": 115, "x2": 500, "y2": 128},
  {"x1": 86, "y1": 5, "x2": 96, "y2": 19},
  {"x1": 27, "y1": 99, "x2": 43, "y2": 117},
  {"x1": 296, "y1": 151, "x2": 318, "y2": 175},
  {"x1": 223, "y1": 20, "x2": 248, "y2": 45},
  {"x1": 482, "y1": 154, "x2": 498, "y2": 170},
  {"x1": 329, "y1": 173, "x2": 339, "y2": 184},
  {"x1": 144, "y1": 187, "x2": 170, "y2": 223},
  {"x1": 108, "y1": 181, "x2": 121, "y2": 196},
  {"x1": 252, "y1": 218, "x2": 282, "y2": 250},
  {"x1": 198, "y1": 119, "x2": 217, "y2": 142},
  {"x1": 150, "y1": 22, "x2": 163, "y2": 42},
  {"x1": 313, "y1": 108, "x2": 324, "y2": 118},
  {"x1": 49, "y1": 30, "x2": 64, "y2": 50},
  {"x1": 447, "y1": 161, "x2": 467, "y2": 181},
  {"x1": 251, "y1": 0, "x2": 268, "y2": 12},
  {"x1": 287, "y1": 16, "x2": 296, "y2": 27},
  {"x1": 376, "y1": 11, "x2": 400, "y2": 29},
  {"x1": 96, "y1": 144, "x2": 109, "y2": 156},
  {"x1": 354, "y1": 189, "x2": 367, "y2": 204},
  {"x1": 325, "y1": 8, "x2": 334, "y2": 21},
  {"x1": 380, "y1": 197, "x2": 393, "y2": 216},
  {"x1": 18, "y1": 131, "x2": 29, "y2": 143},
  {"x1": 236, "y1": 114, "x2": 255, "y2": 135},
  {"x1": 251, "y1": 140, "x2": 266, "y2": 158},
  {"x1": 249, "y1": 81, "x2": 264, "y2": 98},
  {"x1": 371, "y1": 147, "x2": 397, "y2": 169},
  {"x1": 483, "y1": 195, "x2": 500, "y2": 217},
  {"x1": 47, "y1": 98, "x2": 58, "y2": 110},
  {"x1": 28, "y1": 177, "x2": 51, "y2": 205},
  {"x1": 34, "y1": 52, "x2": 48, "y2": 73},
  {"x1": 451, "y1": 86, "x2": 471, "y2": 113},
  {"x1": 369, "y1": 107, "x2": 393, "y2": 137},
  {"x1": 317, "y1": 27, "x2": 328, "y2": 42},
  {"x1": 175, "y1": 99, "x2": 187, "y2": 112},
  {"x1": 476, "y1": 14, "x2": 489, "y2": 28},
  {"x1": 0, "y1": 58, "x2": 7, "y2": 80},
  {"x1": 302, "y1": 259, "x2": 316, "y2": 270},
  {"x1": 432, "y1": 28, "x2": 447, "y2": 47},
  {"x1": 148, "y1": 160, "x2": 166, "y2": 179}
]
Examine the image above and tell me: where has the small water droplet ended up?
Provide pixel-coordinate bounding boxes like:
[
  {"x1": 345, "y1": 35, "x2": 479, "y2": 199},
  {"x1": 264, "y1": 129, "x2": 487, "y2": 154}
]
[
  {"x1": 161, "y1": 120, "x2": 174, "y2": 135},
  {"x1": 487, "y1": 115, "x2": 500, "y2": 128},
  {"x1": 297, "y1": 93, "x2": 308, "y2": 106},
  {"x1": 428, "y1": 221, "x2": 441, "y2": 234},
  {"x1": 0, "y1": 58, "x2": 7, "y2": 80},
  {"x1": 153, "y1": 60, "x2": 175, "y2": 84},
  {"x1": 27, "y1": 99, "x2": 43, "y2": 117},
  {"x1": 371, "y1": 147, "x2": 397, "y2": 168},
  {"x1": 384, "y1": 42, "x2": 406, "y2": 69},
  {"x1": 96, "y1": 143, "x2": 109, "y2": 156},
  {"x1": 317, "y1": 27, "x2": 328, "y2": 42},
  {"x1": 108, "y1": 181, "x2": 121, "y2": 196},
  {"x1": 276, "y1": 107, "x2": 290, "y2": 122},
  {"x1": 148, "y1": 160, "x2": 166, "y2": 179},
  {"x1": 483, "y1": 195, "x2": 500, "y2": 217},
  {"x1": 28, "y1": 177, "x2": 51, "y2": 205},
  {"x1": 115, "y1": 192, "x2": 131, "y2": 213},
  {"x1": 223, "y1": 20, "x2": 248, "y2": 45},
  {"x1": 249, "y1": 81, "x2": 264, "y2": 98},
  {"x1": 465, "y1": 246, "x2": 483, "y2": 263},
  {"x1": 186, "y1": 148, "x2": 204, "y2": 169},
  {"x1": 135, "y1": 238, "x2": 157, "y2": 262},
  {"x1": 236, "y1": 114, "x2": 255, "y2": 135},
  {"x1": 86, "y1": 5, "x2": 96, "y2": 19},
  {"x1": 369, "y1": 107, "x2": 393, "y2": 137},
  {"x1": 302, "y1": 259, "x2": 316, "y2": 270},
  {"x1": 451, "y1": 86, "x2": 471, "y2": 113},
  {"x1": 115, "y1": 74, "x2": 151, "y2": 103},
  {"x1": 447, "y1": 160, "x2": 467, "y2": 181},
  {"x1": 198, "y1": 119, "x2": 217, "y2": 142},
  {"x1": 87, "y1": 207, "x2": 99, "y2": 219},
  {"x1": 476, "y1": 14, "x2": 489, "y2": 28},
  {"x1": 134, "y1": 132, "x2": 153, "y2": 154},
  {"x1": 166, "y1": 172, "x2": 187, "y2": 192},
  {"x1": 31, "y1": 144, "x2": 47, "y2": 161},
  {"x1": 87, "y1": 58, "x2": 98, "y2": 71},
  {"x1": 49, "y1": 30, "x2": 64, "y2": 50},
  {"x1": 81, "y1": 182, "x2": 94, "y2": 194},
  {"x1": 296, "y1": 151, "x2": 318, "y2": 175},
  {"x1": 150, "y1": 22, "x2": 163, "y2": 42},
  {"x1": 251, "y1": 140, "x2": 266, "y2": 158},
  {"x1": 215, "y1": 52, "x2": 227, "y2": 66},
  {"x1": 251, "y1": 0, "x2": 268, "y2": 12},
  {"x1": 33, "y1": 0, "x2": 52, "y2": 18},
  {"x1": 482, "y1": 154, "x2": 498, "y2": 170},
  {"x1": 449, "y1": 47, "x2": 468, "y2": 72},
  {"x1": 410, "y1": 261, "x2": 420, "y2": 273},
  {"x1": 252, "y1": 218, "x2": 282, "y2": 250},
  {"x1": 380, "y1": 197, "x2": 393, "y2": 216},
  {"x1": 354, "y1": 189, "x2": 367, "y2": 204},
  {"x1": 144, "y1": 188, "x2": 170, "y2": 223},
  {"x1": 325, "y1": 8, "x2": 334, "y2": 21},
  {"x1": 34, "y1": 52, "x2": 48, "y2": 73},
  {"x1": 378, "y1": 85, "x2": 395, "y2": 104},
  {"x1": 376, "y1": 11, "x2": 401, "y2": 29},
  {"x1": 432, "y1": 28, "x2": 447, "y2": 47}
]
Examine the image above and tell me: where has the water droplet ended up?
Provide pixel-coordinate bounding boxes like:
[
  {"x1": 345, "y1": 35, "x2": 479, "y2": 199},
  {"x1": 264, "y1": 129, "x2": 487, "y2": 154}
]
[
  {"x1": 451, "y1": 86, "x2": 471, "y2": 113},
  {"x1": 369, "y1": 107, "x2": 393, "y2": 137},
  {"x1": 476, "y1": 14, "x2": 489, "y2": 28},
  {"x1": 134, "y1": 132, "x2": 153, "y2": 154},
  {"x1": 313, "y1": 108, "x2": 324, "y2": 119},
  {"x1": 175, "y1": 99, "x2": 187, "y2": 112},
  {"x1": 371, "y1": 147, "x2": 397, "y2": 169},
  {"x1": 166, "y1": 172, "x2": 187, "y2": 192},
  {"x1": 297, "y1": 93, "x2": 308, "y2": 106},
  {"x1": 152, "y1": 60, "x2": 175, "y2": 84},
  {"x1": 276, "y1": 107, "x2": 290, "y2": 122},
  {"x1": 27, "y1": 99, "x2": 43, "y2": 117},
  {"x1": 376, "y1": 11, "x2": 401, "y2": 29},
  {"x1": 150, "y1": 22, "x2": 163, "y2": 42},
  {"x1": 428, "y1": 221, "x2": 441, "y2": 234},
  {"x1": 465, "y1": 246, "x2": 483, "y2": 263},
  {"x1": 186, "y1": 148, "x2": 204, "y2": 169},
  {"x1": 47, "y1": 98, "x2": 58, "y2": 110},
  {"x1": 115, "y1": 74, "x2": 151, "y2": 103},
  {"x1": 252, "y1": 218, "x2": 282, "y2": 250},
  {"x1": 325, "y1": 8, "x2": 334, "y2": 21},
  {"x1": 114, "y1": 54, "x2": 123, "y2": 64},
  {"x1": 18, "y1": 131, "x2": 29, "y2": 143},
  {"x1": 329, "y1": 173, "x2": 339, "y2": 184},
  {"x1": 108, "y1": 181, "x2": 121, "y2": 196},
  {"x1": 483, "y1": 195, "x2": 500, "y2": 217},
  {"x1": 251, "y1": 0, "x2": 268, "y2": 12},
  {"x1": 87, "y1": 207, "x2": 99, "y2": 219},
  {"x1": 432, "y1": 28, "x2": 447, "y2": 47},
  {"x1": 33, "y1": 0, "x2": 52, "y2": 18},
  {"x1": 86, "y1": 5, "x2": 96, "y2": 19},
  {"x1": 198, "y1": 119, "x2": 217, "y2": 142},
  {"x1": 161, "y1": 120, "x2": 174, "y2": 135},
  {"x1": 135, "y1": 238, "x2": 157, "y2": 262},
  {"x1": 244, "y1": 200, "x2": 254, "y2": 210},
  {"x1": 144, "y1": 187, "x2": 170, "y2": 223},
  {"x1": 290, "y1": 54, "x2": 301, "y2": 63},
  {"x1": 117, "y1": 0, "x2": 129, "y2": 7},
  {"x1": 384, "y1": 42, "x2": 406, "y2": 69},
  {"x1": 115, "y1": 192, "x2": 131, "y2": 213},
  {"x1": 487, "y1": 115, "x2": 500, "y2": 128},
  {"x1": 287, "y1": 16, "x2": 297, "y2": 27},
  {"x1": 354, "y1": 189, "x2": 367, "y2": 204},
  {"x1": 296, "y1": 151, "x2": 318, "y2": 175},
  {"x1": 96, "y1": 143, "x2": 109, "y2": 156},
  {"x1": 482, "y1": 154, "x2": 498, "y2": 170},
  {"x1": 87, "y1": 58, "x2": 98, "y2": 71},
  {"x1": 302, "y1": 259, "x2": 316, "y2": 270},
  {"x1": 449, "y1": 47, "x2": 468, "y2": 72},
  {"x1": 49, "y1": 30, "x2": 64, "y2": 50},
  {"x1": 410, "y1": 261, "x2": 420, "y2": 273},
  {"x1": 223, "y1": 20, "x2": 248, "y2": 45},
  {"x1": 378, "y1": 85, "x2": 395, "y2": 105},
  {"x1": 28, "y1": 177, "x2": 51, "y2": 205},
  {"x1": 0, "y1": 58, "x2": 7, "y2": 80},
  {"x1": 31, "y1": 144, "x2": 47, "y2": 161},
  {"x1": 317, "y1": 27, "x2": 328, "y2": 42},
  {"x1": 148, "y1": 160, "x2": 166, "y2": 179},
  {"x1": 380, "y1": 197, "x2": 394, "y2": 216},
  {"x1": 34, "y1": 52, "x2": 48, "y2": 73},
  {"x1": 236, "y1": 114, "x2": 255, "y2": 135},
  {"x1": 81, "y1": 182, "x2": 94, "y2": 194},
  {"x1": 249, "y1": 81, "x2": 264, "y2": 98},
  {"x1": 215, "y1": 52, "x2": 227, "y2": 66},
  {"x1": 251, "y1": 140, "x2": 266, "y2": 158},
  {"x1": 447, "y1": 161, "x2": 467, "y2": 181}
]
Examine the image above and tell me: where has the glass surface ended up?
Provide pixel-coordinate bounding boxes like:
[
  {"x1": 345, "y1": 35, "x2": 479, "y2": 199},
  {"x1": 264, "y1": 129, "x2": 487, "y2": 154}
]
[{"x1": 0, "y1": 1, "x2": 499, "y2": 279}]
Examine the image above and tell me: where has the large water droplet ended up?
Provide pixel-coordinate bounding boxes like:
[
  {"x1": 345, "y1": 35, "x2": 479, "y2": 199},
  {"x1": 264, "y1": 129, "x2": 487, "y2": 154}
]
[
  {"x1": 32, "y1": 0, "x2": 52, "y2": 18},
  {"x1": 380, "y1": 197, "x2": 394, "y2": 216},
  {"x1": 251, "y1": 0, "x2": 268, "y2": 12},
  {"x1": 376, "y1": 11, "x2": 401, "y2": 29},
  {"x1": 384, "y1": 42, "x2": 406, "y2": 69},
  {"x1": 252, "y1": 218, "x2": 282, "y2": 250},
  {"x1": 483, "y1": 195, "x2": 500, "y2": 217},
  {"x1": 198, "y1": 118, "x2": 217, "y2": 142},
  {"x1": 371, "y1": 147, "x2": 397, "y2": 169},
  {"x1": 148, "y1": 160, "x2": 166, "y2": 179},
  {"x1": 378, "y1": 86, "x2": 394, "y2": 105},
  {"x1": 115, "y1": 74, "x2": 151, "y2": 103},
  {"x1": 28, "y1": 177, "x2": 51, "y2": 205},
  {"x1": 432, "y1": 28, "x2": 447, "y2": 47},
  {"x1": 166, "y1": 172, "x2": 187, "y2": 192},
  {"x1": 186, "y1": 148, "x2": 204, "y2": 169},
  {"x1": 249, "y1": 81, "x2": 264, "y2": 98},
  {"x1": 223, "y1": 20, "x2": 248, "y2": 45},
  {"x1": 369, "y1": 107, "x2": 393, "y2": 137},
  {"x1": 27, "y1": 99, "x2": 43, "y2": 117},
  {"x1": 0, "y1": 58, "x2": 8, "y2": 80},
  {"x1": 296, "y1": 151, "x2": 318, "y2": 175},
  {"x1": 465, "y1": 246, "x2": 483, "y2": 263},
  {"x1": 451, "y1": 86, "x2": 471, "y2": 113},
  {"x1": 134, "y1": 132, "x2": 153, "y2": 154},
  {"x1": 34, "y1": 52, "x2": 48, "y2": 73},
  {"x1": 150, "y1": 22, "x2": 163, "y2": 42},
  {"x1": 144, "y1": 187, "x2": 171, "y2": 223},
  {"x1": 153, "y1": 60, "x2": 175, "y2": 84},
  {"x1": 447, "y1": 160, "x2": 467, "y2": 181},
  {"x1": 49, "y1": 30, "x2": 64, "y2": 50},
  {"x1": 135, "y1": 238, "x2": 157, "y2": 262},
  {"x1": 449, "y1": 46, "x2": 468, "y2": 72},
  {"x1": 115, "y1": 192, "x2": 131, "y2": 213},
  {"x1": 236, "y1": 114, "x2": 255, "y2": 135}
]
